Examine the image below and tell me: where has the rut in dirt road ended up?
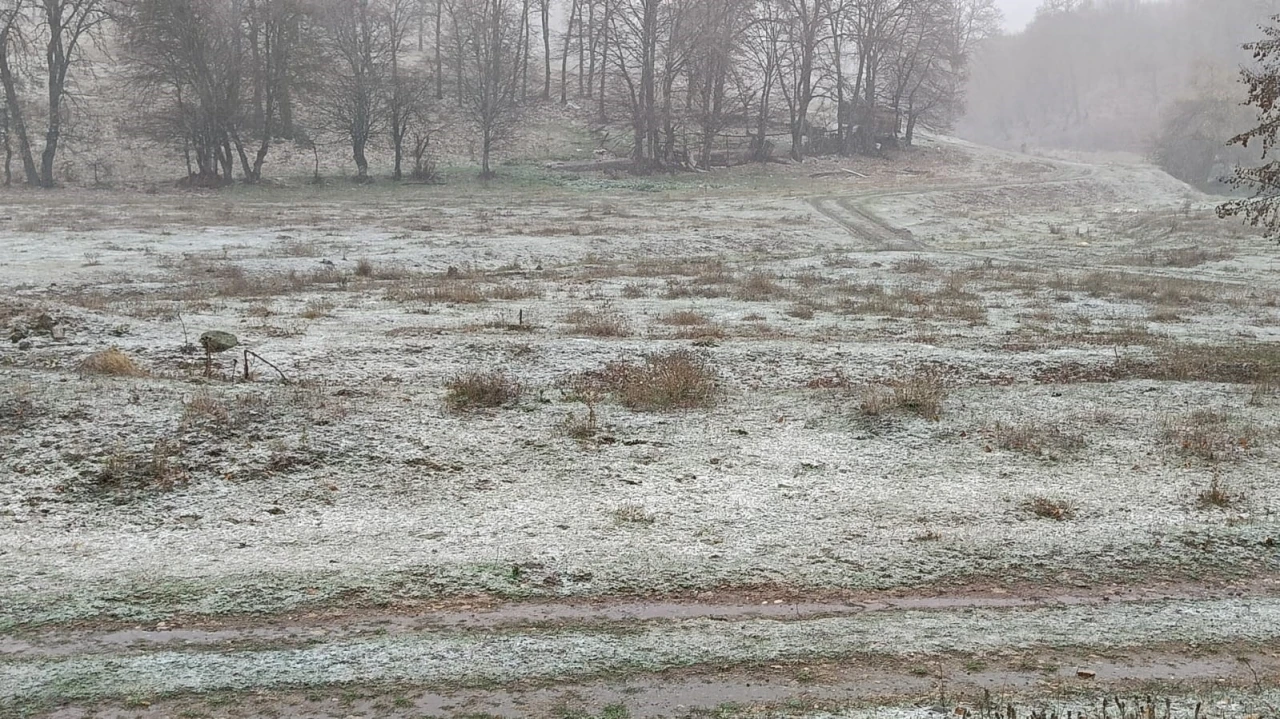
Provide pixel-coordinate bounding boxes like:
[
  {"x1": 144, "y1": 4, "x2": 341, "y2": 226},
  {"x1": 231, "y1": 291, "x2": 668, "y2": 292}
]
[{"x1": 7, "y1": 589, "x2": 1280, "y2": 715}]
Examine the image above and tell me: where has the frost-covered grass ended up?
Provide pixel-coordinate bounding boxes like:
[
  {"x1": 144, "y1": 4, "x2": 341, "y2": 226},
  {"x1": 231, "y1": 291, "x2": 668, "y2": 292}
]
[{"x1": 2, "y1": 138, "x2": 1279, "y2": 634}]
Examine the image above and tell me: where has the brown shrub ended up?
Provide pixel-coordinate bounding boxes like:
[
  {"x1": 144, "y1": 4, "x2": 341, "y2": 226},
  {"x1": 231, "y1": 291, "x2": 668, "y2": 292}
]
[
  {"x1": 79, "y1": 348, "x2": 148, "y2": 377},
  {"x1": 564, "y1": 307, "x2": 631, "y2": 337},
  {"x1": 1023, "y1": 496, "x2": 1077, "y2": 521},
  {"x1": 661, "y1": 309, "x2": 711, "y2": 326},
  {"x1": 674, "y1": 324, "x2": 728, "y2": 340},
  {"x1": 1198, "y1": 473, "x2": 1238, "y2": 508},
  {"x1": 1162, "y1": 409, "x2": 1259, "y2": 462},
  {"x1": 786, "y1": 303, "x2": 816, "y2": 320},
  {"x1": 96, "y1": 440, "x2": 188, "y2": 493},
  {"x1": 444, "y1": 370, "x2": 522, "y2": 411},
  {"x1": 860, "y1": 369, "x2": 947, "y2": 420},
  {"x1": 612, "y1": 503, "x2": 656, "y2": 525},
  {"x1": 734, "y1": 272, "x2": 788, "y2": 301},
  {"x1": 299, "y1": 299, "x2": 334, "y2": 319},
  {"x1": 584, "y1": 350, "x2": 718, "y2": 411},
  {"x1": 988, "y1": 421, "x2": 1086, "y2": 459},
  {"x1": 620, "y1": 283, "x2": 648, "y2": 299},
  {"x1": 488, "y1": 283, "x2": 543, "y2": 300}
]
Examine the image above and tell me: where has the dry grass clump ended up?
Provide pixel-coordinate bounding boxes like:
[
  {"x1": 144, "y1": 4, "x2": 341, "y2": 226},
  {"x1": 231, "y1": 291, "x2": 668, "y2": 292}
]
[
  {"x1": 1249, "y1": 381, "x2": 1278, "y2": 407},
  {"x1": 417, "y1": 281, "x2": 487, "y2": 304},
  {"x1": 834, "y1": 281, "x2": 986, "y2": 324},
  {"x1": 1198, "y1": 473, "x2": 1239, "y2": 508},
  {"x1": 1023, "y1": 496, "x2": 1077, "y2": 521},
  {"x1": 582, "y1": 350, "x2": 718, "y2": 411},
  {"x1": 785, "y1": 303, "x2": 816, "y2": 320},
  {"x1": 564, "y1": 307, "x2": 631, "y2": 337},
  {"x1": 988, "y1": 421, "x2": 1086, "y2": 459},
  {"x1": 488, "y1": 282, "x2": 543, "y2": 300},
  {"x1": 661, "y1": 309, "x2": 711, "y2": 326},
  {"x1": 79, "y1": 347, "x2": 148, "y2": 377},
  {"x1": 734, "y1": 272, "x2": 788, "y2": 301},
  {"x1": 632, "y1": 257, "x2": 726, "y2": 278},
  {"x1": 620, "y1": 282, "x2": 649, "y2": 299},
  {"x1": 1119, "y1": 247, "x2": 1234, "y2": 268},
  {"x1": 894, "y1": 255, "x2": 939, "y2": 274},
  {"x1": 443, "y1": 370, "x2": 522, "y2": 411},
  {"x1": 214, "y1": 266, "x2": 351, "y2": 298},
  {"x1": 299, "y1": 299, "x2": 335, "y2": 319},
  {"x1": 0, "y1": 384, "x2": 40, "y2": 431},
  {"x1": 1147, "y1": 307, "x2": 1185, "y2": 323},
  {"x1": 1161, "y1": 409, "x2": 1259, "y2": 462},
  {"x1": 860, "y1": 369, "x2": 947, "y2": 420},
  {"x1": 805, "y1": 369, "x2": 853, "y2": 390},
  {"x1": 182, "y1": 392, "x2": 231, "y2": 427},
  {"x1": 559, "y1": 408, "x2": 600, "y2": 442},
  {"x1": 1036, "y1": 343, "x2": 1280, "y2": 385},
  {"x1": 674, "y1": 324, "x2": 728, "y2": 341},
  {"x1": 612, "y1": 503, "x2": 656, "y2": 525},
  {"x1": 96, "y1": 440, "x2": 188, "y2": 493},
  {"x1": 1075, "y1": 271, "x2": 1228, "y2": 306}
]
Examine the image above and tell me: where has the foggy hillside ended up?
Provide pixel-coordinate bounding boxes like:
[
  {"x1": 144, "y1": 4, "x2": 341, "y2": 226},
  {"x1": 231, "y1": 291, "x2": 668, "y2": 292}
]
[{"x1": 959, "y1": 0, "x2": 1277, "y2": 187}]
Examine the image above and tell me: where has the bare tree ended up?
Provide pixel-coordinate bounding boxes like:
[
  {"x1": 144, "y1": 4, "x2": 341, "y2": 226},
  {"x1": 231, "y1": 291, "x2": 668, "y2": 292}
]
[
  {"x1": 537, "y1": 0, "x2": 550, "y2": 97},
  {"x1": 384, "y1": 0, "x2": 419, "y2": 179},
  {"x1": 776, "y1": 0, "x2": 828, "y2": 160},
  {"x1": 117, "y1": 0, "x2": 241, "y2": 183},
  {"x1": 37, "y1": 0, "x2": 108, "y2": 186},
  {"x1": 687, "y1": 0, "x2": 745, "y2": 168},
  {"x1": 0, "y1": 0, "x2": 107, "y2": 186},
  {"x1": 742, "y1": 0, "x2": 783, "y2": 161},
  {"x1": 315, "y1": 0, "x2": 388, "y2": 180},
  {"x1": 457, "y1": 0, "x2": 522, "y2": 177},
  {"x1": 0, "y1": 0, "x2": 37, "y2": 184}
]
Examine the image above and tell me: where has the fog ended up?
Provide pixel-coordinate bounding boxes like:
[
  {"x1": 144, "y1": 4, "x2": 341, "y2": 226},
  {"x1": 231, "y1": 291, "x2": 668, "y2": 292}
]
[
  {"x1": 995, "y1": 0, "x2": 1040, "y2": 29},
  {"x1": 958, "y1": 0, "x2": 1280, "y2": 189}
]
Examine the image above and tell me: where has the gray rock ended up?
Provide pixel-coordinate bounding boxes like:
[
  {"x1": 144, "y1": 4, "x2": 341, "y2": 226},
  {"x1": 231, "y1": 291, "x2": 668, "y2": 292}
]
[
  {"x1": 17, "y1": 339, "x2": 32, "y2": 351},
  {"x1": 199, "y1": 330, "x2": 239, "y2": 353}
]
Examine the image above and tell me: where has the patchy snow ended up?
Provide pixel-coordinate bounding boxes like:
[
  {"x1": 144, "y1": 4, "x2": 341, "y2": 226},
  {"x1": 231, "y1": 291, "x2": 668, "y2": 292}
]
[{"x1": 1, "y1": 138, "x2": 1278, "y2": 629}]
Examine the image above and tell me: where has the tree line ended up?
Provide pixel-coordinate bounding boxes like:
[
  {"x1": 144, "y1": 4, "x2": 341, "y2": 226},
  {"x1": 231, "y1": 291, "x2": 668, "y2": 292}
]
[{"x1": 0, "y1": 0, "x2": 999, "y2": 186}]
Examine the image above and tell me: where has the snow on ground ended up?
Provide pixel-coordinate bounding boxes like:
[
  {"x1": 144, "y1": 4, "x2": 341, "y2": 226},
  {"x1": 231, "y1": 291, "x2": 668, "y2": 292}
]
[{"x1": 1, "y1": 137, "x2": 1278, "y2": 629}]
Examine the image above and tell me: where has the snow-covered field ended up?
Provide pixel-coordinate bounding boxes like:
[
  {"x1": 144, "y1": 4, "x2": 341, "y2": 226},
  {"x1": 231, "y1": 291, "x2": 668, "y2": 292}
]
[{"x1": 2, "y1": 136, "x2": 1278, "y2": 717}]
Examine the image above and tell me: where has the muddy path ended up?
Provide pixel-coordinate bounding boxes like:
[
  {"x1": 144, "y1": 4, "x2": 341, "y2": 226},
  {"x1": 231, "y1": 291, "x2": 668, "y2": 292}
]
[
  {"x1": 806, "y1": 163, "x2": 1097, "y2": 253},
  {"x1": 8, "y1": 580, "x2": 1280, "y2": 718},
  {"x1": 23, "y1": 645, "x2": 1280, "y2": 719},
  {"x1": 6, "y1": 576, "x2": 1274, "y2": 658}
]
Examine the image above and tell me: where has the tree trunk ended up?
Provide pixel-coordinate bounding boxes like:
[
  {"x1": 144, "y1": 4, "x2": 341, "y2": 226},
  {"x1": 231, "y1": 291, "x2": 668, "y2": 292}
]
[
  {"x1": 2, "y1": 108, "x2": 11, "y2": 185},
  {"x1": 585, "y1": 0, "x2": 595, "y2": 98},
  {"x1": 435, "y1": 0, "x2": 443, "y2": 99},
  {"x1": 481, "y1": 129, "x2": 492, "y2": 177},
  {"x1": 354, "y1": 137, "x2": 369, "y2": 178},
  {"x1": 560, "y1": 0, "x2": 577, "y2": 104},
  {"x1": 597, "y1": 0, "x2": 608, "y2": 118},
  {"x1": 0, "y1": 36, "x2": 38, "y2": 185},
  {"x1": 540, "y1": 0, "x2": 550, "y2": 99}
]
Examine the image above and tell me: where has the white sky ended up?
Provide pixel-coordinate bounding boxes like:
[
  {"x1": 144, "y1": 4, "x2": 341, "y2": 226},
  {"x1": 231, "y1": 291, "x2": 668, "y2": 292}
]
[{"x1": 996, "y1": 0, "x2": 1040, "y2": 31}]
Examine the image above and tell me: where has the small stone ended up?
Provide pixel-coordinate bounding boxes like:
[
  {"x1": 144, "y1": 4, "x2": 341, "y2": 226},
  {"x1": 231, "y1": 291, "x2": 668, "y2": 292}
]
[
  {"x1": 199, "y1": 330, "x2": 239, "y2": 353},
  {"x1": 1076, "y1": 669, "x2": 1096, "y2": 679},
  {"x1": 51, "y1": 325, "x2": 65, "y2": 341},
  {"x1": 17, "y1": 340, "x2": 32, "y2": 351}
]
